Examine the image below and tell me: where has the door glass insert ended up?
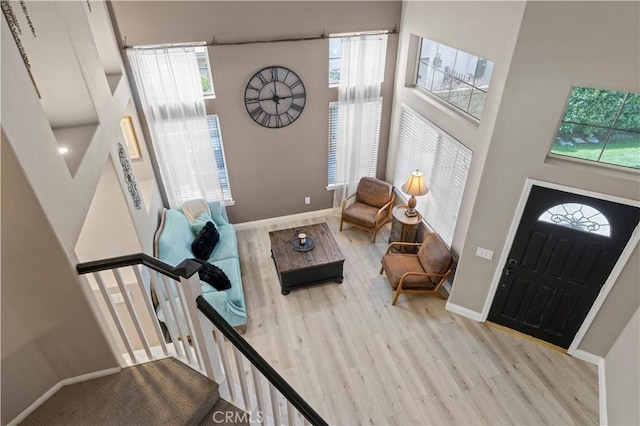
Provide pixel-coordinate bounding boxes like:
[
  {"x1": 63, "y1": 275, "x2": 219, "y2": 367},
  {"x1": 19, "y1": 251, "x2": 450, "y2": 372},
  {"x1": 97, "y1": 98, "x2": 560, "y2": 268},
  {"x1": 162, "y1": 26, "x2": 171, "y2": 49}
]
[{"x1": 538, "y1": 203, "x2": 610, "y2": 237}]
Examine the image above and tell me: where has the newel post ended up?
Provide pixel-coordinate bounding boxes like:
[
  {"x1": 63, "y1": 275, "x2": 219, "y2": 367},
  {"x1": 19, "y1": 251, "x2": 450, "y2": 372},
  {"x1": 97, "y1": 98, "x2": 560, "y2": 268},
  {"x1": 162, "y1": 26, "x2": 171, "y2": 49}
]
[{"x1": 177, "y1": 260, "x2": 225, "y2": 383}]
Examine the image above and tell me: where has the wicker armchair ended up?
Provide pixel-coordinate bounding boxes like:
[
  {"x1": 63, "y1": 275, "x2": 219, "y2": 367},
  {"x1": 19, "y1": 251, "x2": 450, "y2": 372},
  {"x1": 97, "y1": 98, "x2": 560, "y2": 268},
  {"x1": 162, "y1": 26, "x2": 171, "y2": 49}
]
[{"x1": 339, "y1": 177, "x2": 395, "y2": 243}]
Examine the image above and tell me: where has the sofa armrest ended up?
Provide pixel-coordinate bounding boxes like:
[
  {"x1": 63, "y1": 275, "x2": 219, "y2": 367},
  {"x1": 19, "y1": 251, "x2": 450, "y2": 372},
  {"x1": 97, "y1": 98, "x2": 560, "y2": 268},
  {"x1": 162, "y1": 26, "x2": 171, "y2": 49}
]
[{"x1": 208, "y1": 201, "x2": 230, "y2": 226}]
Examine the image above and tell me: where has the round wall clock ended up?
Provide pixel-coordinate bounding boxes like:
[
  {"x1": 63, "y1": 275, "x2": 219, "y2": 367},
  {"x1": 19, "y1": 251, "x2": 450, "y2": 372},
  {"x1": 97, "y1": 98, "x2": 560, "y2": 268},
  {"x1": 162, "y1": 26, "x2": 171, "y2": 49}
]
[{"x1": 244, "y1": 66, "x2": 306, "y2": 128}]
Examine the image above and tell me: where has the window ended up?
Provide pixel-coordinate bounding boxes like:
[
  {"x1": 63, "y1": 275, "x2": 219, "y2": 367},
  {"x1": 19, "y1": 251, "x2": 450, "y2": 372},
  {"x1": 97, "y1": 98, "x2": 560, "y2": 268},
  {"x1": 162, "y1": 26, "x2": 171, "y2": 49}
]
[
  {"x1": 207, "y1": 115, "x2": 233, "y2": 202},
  {"x1": 195, "y1": 46, "x2": 215, "y2": 97},
  {"x1": 415, "y1": 37, "x2": 494, "y2": 120},
  {"x1": 329, "y1": 37, "x2": 342, "y2": 86},
  {"x1": 550, "y1": 87, "x2": 639, "y2": 170},
  {"x1": 393, "y1": 105, "x2": 472, "y2": 246},
  {"x1": 538, "y1": 203, "x2": 610, "y2": 237},
  {"x1": 327, "y1": 98, "x2": 382, "y2": 187}
]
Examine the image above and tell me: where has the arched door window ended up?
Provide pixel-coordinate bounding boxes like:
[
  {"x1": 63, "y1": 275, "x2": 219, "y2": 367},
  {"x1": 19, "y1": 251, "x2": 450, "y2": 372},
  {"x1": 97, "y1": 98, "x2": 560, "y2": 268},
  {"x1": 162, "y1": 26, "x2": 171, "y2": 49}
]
[{"x1": 538, "y1": 203, "x2": 611, "y2": 237}]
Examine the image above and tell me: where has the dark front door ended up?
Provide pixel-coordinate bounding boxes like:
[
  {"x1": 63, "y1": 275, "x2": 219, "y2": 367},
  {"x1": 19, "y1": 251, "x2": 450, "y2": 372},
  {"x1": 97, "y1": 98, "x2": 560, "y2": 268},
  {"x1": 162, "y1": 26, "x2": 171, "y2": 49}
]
[{"x1": 488, "y1": 185, "x2": 640, "y2": 348}]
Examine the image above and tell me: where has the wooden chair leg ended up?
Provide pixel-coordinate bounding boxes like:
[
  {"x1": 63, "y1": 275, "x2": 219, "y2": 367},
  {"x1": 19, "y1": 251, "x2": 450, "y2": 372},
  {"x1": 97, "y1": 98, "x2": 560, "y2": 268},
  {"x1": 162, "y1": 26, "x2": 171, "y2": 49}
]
[
  {"x1": 379, "y1": 263, "x2": 384, "y2": 274},
  {"x1": 391, "y1": 281, "x2": 404, "y2": 305},
  {"x1": 339, "y1": 219, "x2": 344, "y2": 231},
  {"x1": 391, "y1": 289, "x2": 401, "y2": 305}
]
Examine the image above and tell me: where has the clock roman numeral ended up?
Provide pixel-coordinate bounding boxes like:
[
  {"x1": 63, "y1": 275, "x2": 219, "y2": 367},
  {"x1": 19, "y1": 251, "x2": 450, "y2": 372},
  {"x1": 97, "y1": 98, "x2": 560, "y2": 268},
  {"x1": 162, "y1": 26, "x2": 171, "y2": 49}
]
[
  {"x1": 276, "y1": 115, "x2": 284, "y2": 128},
  {"x1": 245, "y1": 97, "x2": 260, "y2": 104},
  {"x1": 256, "y1": 72, "x2": 268, "y2": 86},
  {"x1": 248, "y1": 84, "x2": 261, "y2": 92},
  {"x1": 250, "y1": 106, "x2": 264, "y2": 118},
  {"x1": 260, "y1": 113, "x2": 271, "y2": 127},
  {"x1": 291, "y1": 93, "x2": 305, "y2": 99},
  {"x1": 289, "y1": 79, "x2": 302, "y2": 89},
  {"x1": 270, "y1": 67, "x2": 278, "y2": 81},
  {"x1": 290, "y1": 103, "x2": 304, "y2": 112},
  {"x1": 285, "y1": 111, "x2": 295, "y2": 123}
]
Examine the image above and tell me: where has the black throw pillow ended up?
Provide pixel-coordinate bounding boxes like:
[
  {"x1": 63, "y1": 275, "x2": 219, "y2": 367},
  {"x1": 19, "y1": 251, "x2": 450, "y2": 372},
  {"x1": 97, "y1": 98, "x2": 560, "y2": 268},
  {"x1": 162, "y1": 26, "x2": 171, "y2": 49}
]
[
  {"x1": 192, "y1": 259, "x2": 232, "y2": 291},
  {"x1": 191, "y1": 221, "x2": 219, "y2": 260}
]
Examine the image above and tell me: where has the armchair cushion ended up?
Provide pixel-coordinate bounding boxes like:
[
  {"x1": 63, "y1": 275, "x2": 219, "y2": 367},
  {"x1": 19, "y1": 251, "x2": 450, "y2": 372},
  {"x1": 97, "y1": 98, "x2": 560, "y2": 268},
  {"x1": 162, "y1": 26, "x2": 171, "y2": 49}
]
[
  {"x1": 356, "y1": 177, "x2": 393, "y2": 208},
  {"x1": 417, "y1": 233, "x2": 451, "y2": 284},
  {"x1": 342, "y1": 202, "x2": 380, "y2": 228},
  {"x1": 381, "y1": 254, "x2": 436, "y2": 290}
]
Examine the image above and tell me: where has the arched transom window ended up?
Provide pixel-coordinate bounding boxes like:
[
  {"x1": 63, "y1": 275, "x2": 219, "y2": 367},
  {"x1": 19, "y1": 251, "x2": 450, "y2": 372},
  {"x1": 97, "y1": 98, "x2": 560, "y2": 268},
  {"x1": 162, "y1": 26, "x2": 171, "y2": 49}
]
[{"x1": 538, "y1": 203, "x2": 611, "y2": 237}]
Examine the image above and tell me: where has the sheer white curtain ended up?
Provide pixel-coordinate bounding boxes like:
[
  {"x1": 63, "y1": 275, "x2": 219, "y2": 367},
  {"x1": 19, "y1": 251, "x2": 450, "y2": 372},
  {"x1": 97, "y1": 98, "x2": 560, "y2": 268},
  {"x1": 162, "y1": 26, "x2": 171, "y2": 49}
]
[
  {"x1": 332, "y1": 34, "x2": 388, "y2": 210},
  {"x1": 127, "y1": 46, "x2": 223, "y2": 208}
]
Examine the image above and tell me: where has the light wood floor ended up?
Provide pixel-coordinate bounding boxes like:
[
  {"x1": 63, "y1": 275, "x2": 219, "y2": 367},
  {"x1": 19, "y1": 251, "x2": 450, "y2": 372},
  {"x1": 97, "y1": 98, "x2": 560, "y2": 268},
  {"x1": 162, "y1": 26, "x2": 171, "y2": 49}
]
[{"x1": 236, "y1": 215, "x2": 599, "y2": 425}]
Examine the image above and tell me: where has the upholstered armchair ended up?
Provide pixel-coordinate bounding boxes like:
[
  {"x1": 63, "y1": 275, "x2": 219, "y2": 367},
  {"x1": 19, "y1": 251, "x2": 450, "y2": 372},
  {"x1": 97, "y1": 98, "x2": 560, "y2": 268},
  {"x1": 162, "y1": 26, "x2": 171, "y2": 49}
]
[
  {"x1": 380, "y1": 232, "x2": 454, "y2": 305},
  {"x1": 339, "y1": 177, "x2": 395, "y2": 243}
]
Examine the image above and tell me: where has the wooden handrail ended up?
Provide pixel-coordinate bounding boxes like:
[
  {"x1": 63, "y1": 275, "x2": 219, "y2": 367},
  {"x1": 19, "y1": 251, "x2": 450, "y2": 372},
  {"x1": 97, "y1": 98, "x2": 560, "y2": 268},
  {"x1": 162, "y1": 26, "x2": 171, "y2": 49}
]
[{"x1": 76, "y1": 253, "x2": 201, "y2": 281}]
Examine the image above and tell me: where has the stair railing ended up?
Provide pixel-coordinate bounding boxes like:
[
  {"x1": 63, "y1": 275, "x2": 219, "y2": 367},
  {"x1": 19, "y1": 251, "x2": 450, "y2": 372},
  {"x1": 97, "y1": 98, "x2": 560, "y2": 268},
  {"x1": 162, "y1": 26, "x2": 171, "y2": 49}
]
[{"x1": 77, "y1": 254, "x2": 327, "y2": 426}]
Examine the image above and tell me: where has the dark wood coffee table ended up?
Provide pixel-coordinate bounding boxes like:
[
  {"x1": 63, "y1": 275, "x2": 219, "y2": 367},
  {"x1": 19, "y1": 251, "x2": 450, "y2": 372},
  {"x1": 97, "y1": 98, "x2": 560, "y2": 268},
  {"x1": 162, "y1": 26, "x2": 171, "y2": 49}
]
[{"x1": 269, "y1": 222, "x2": 345, "y2": 295}]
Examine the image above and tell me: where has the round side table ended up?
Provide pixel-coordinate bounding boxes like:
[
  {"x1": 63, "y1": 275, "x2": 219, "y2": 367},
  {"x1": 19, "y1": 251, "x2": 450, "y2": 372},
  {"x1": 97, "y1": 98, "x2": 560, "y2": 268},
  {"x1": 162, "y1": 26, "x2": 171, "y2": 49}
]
[{"x1": 389, "y1": 206, "x2": 422, "y2": 253}]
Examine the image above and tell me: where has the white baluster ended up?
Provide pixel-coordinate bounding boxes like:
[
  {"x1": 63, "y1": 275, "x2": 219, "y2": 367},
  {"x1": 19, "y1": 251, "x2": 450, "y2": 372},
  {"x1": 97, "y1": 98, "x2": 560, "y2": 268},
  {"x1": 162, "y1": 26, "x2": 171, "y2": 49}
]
[
  {"x1": 233, "y1": 347, "x2": 251, "y2": 411},
  {"x1": 251, "y1": 364, "x2": 266, "y2": 426},
  {"x1": 162, "y1": 274, "x2": 192, "y2": 363},
  {"x1": 150, "y1": 271, "x2": 184, "y2": 358},
  {"x1": 133, "y1": 265, "x2": 168, "y2": 357},
  {"x1": 286, "y1": 401, "x2": 294, "y2": 426},
  {"x1": 94, "y1": 271, "x2": 138, "y2": 364},
  {"x1": 213, "y1": 329, "x2": 236, "y2": 402},
  {"x1": 179, "y1": 270, "x2": 224, "y2": 383},
  {"x1": 112, "y1": 268, "x2": 153, "y2": 360},
  {"x1": 268, "y1": 383, "x2": 281, "y2": 426}
]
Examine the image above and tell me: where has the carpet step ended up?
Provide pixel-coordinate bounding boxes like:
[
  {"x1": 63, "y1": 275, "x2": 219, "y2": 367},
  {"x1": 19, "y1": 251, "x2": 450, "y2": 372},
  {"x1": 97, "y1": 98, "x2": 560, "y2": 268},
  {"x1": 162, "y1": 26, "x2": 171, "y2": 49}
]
[
  {"x1": 199, "y1": 398, "x2": 249, "y2": 426},
  {"x1": 21, "y1": 358, "x2": 219, "y2": 426}
]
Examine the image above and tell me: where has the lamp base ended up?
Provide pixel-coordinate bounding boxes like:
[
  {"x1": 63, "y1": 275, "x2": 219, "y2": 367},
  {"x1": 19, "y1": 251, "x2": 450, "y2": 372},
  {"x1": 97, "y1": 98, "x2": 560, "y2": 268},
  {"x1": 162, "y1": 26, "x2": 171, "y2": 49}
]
[{"x1": 404, "y1": 208, "x2": 418, "y2": 217}]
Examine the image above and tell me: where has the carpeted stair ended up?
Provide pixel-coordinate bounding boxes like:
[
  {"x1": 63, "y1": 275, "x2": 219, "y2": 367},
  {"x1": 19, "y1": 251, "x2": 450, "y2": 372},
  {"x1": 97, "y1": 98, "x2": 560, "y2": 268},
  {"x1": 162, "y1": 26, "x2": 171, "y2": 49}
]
[{"x1": 20, "y1": 357, "x2": 247, "y2": 426}]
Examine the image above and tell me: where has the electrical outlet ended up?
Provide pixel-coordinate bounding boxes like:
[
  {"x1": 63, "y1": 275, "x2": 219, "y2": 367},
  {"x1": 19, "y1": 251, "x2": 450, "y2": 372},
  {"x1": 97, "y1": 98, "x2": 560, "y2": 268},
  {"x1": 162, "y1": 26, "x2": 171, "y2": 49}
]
[
  {"x1": 111, "y1": 293, "x2": 125, "y2": 304},
  {"x1": 475, "y1": 247, "x2": 494, "y2": 260},
  {"x1": 305, "y1": 197, "x2": 311, "y2": 205}
]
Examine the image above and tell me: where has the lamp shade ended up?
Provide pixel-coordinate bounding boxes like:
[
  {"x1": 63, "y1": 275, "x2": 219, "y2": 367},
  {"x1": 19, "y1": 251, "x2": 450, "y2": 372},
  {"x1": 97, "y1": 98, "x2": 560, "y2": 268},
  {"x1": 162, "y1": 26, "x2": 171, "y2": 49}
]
[{"x1": 401, "y1": 170, "x2": 429, "y2": 196}]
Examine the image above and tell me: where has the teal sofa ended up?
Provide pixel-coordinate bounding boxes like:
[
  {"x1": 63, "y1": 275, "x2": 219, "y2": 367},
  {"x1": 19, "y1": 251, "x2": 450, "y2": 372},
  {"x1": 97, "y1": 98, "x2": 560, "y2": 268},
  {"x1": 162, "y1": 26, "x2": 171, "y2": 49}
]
[{"x1": 153, "y1": 201, "x2": 247, "y2": 333}]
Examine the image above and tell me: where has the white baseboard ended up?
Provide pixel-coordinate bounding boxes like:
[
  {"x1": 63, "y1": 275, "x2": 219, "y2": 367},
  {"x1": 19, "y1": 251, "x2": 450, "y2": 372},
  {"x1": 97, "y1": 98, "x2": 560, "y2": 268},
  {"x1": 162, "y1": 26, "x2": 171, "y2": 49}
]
[
  {"x1": 8, "y1": 367, "x2": 121, "y2": 426},
  {"x1": 569, "y1": 349, "x2": 607, "y2": 425},
  {"x1": 234, "y1": 209, "x2": 334, "y2": 231},
  {"x1": 445, "y1": 302, "x2": 483, "y2": 322},
  {"x1": 598, "y1": 358, "x2": 608, "y2": 426},
  {"x1": 570, "y1": 349, "x2": 603, "y2": 366}
]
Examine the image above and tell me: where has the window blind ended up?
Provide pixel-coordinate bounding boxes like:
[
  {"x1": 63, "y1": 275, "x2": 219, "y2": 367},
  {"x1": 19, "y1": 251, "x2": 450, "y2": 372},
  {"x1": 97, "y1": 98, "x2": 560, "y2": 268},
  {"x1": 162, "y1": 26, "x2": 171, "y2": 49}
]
[
  {"x1": 393, "y1": 105, "x2": 472, "y2": 246},
  {"x1": 207, "y1": 116, "x2": 232, "y2": 202},
  {"x1": 328, "y1": 98, "x2": 382, "y2": 187}
]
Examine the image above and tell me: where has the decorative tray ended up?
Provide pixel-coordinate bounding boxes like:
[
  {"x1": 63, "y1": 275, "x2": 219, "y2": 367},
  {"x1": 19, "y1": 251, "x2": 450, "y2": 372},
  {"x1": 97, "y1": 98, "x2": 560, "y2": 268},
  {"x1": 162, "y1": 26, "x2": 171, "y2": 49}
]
[{"x1": 290, "y1": 236, "x2": 316, "y2": 252}]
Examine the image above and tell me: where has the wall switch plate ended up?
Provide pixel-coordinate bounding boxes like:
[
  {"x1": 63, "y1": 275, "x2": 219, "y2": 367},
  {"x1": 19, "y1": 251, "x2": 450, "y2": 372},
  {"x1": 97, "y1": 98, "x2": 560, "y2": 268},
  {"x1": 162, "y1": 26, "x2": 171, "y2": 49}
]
[
  {"x1": 475, "y1": 247, "x2": 494, "y2": 260},
  {"x1": 305, "y1": 197, "x2": 311, "y2": 205}
]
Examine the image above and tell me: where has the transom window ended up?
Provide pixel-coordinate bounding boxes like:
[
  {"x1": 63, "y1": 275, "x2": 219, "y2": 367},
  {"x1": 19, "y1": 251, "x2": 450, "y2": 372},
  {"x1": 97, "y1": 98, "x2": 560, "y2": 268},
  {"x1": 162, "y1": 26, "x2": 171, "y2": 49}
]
[
  {"x1": 329, "y1": 37, "x2": 342, "y2": 86},
  {"x1": 195, "y1": 46, "x2": 215, "y2": 97},
  {"x1": 415, "y1": 37, "x2": 494, "y2": 120},
  {"x1": 538, "y1": 203, "x2": 610, "y2": 237},
  {"x1": 550, "y1": 87, "x2": 639, "y2": 170}
]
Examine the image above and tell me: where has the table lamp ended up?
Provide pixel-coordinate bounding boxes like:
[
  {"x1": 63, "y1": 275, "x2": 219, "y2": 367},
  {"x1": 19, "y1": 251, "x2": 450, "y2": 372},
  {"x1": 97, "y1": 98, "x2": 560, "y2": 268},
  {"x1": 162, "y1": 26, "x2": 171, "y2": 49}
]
[{"x1": 401, "y1": 170, "x2": 429, "y2": 217}]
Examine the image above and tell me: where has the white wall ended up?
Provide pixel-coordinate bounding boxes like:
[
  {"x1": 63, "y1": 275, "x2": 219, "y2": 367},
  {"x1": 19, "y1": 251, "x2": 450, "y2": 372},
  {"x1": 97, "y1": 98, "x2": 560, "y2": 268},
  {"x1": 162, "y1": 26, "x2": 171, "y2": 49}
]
[
  {"x1": 446, "y1": 2, "x2": 639, "y2": 333},
  {"x1": 604, "y1": 307, "x2": 639, "y2": 425},
  {"x1": 111, "y1": 1, "x2": 401, "y2": 223},
  {"x1": 387, "y1": 1, "x2": 526, "y2": 255},
  {"x1": 1, "y1": 1, "x2": 164, "y2": 421}
]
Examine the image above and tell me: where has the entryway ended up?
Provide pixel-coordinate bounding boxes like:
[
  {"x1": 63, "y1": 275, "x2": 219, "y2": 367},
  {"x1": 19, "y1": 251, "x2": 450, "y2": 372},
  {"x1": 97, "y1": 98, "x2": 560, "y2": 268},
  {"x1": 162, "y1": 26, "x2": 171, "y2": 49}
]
[{"x1": 488, "y1": 184, "x2": 640, "y2": 349}]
